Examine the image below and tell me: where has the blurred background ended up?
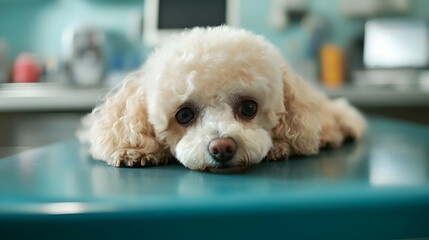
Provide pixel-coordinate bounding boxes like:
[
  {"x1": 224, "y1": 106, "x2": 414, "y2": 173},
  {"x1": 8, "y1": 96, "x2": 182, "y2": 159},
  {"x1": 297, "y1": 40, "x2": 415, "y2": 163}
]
[{"x1": 0, "y1": 0, "x2": 428, "y2": 158}]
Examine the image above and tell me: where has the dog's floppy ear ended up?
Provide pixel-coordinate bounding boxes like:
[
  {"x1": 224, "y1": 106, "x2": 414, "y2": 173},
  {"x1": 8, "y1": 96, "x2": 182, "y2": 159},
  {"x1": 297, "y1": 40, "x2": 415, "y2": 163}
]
[
  {"x1": 269, "y1": 65, "x2": 322, "y2": 159},
  {"x1": 85, "y1": 73, "x2": 166, "y2": 167}
]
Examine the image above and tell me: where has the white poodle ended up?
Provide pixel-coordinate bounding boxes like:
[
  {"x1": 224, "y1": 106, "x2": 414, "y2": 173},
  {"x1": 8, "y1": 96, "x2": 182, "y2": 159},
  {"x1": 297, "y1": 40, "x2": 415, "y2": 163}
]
[{"x1": 81, "y1": 26, "x2": 366, "y2": 173}]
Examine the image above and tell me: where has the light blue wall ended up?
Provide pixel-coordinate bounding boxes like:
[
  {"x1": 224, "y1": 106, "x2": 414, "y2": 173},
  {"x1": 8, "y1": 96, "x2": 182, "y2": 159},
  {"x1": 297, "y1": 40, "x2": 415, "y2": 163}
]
[
  {"x1": 0, "y1": 0, "x2": 428, "y2": 66},
  {"x1": 0, "y1": 0, "x2": 147, "y2": 67}
]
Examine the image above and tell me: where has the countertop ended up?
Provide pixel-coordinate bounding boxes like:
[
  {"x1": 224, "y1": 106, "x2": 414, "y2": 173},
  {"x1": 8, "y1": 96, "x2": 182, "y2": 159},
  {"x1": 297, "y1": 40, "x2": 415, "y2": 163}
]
[
  {"x1": 0, "y1": 116, "x2": 428, "y2": 239},
  {"x1": 1, "y1": 83, "x2": 429, "y2": 111}
]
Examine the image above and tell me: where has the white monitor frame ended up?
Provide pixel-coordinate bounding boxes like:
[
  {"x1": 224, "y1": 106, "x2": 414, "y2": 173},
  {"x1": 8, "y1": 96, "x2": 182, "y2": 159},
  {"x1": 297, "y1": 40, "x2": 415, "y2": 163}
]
[{"x1": 144, "y1": 0, "x2": 240, "y2": 46}]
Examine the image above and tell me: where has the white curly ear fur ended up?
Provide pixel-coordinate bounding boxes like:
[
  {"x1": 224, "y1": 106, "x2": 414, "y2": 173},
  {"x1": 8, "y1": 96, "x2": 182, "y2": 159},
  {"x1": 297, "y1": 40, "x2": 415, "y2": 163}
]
[
  {"x1": 79, "y1": 73, "x2": 169, "y2": 167},
  {"x1": 268, "y1": 64, "x2": 366, "y2": 160},
  {"x1": 268, "y1": 65, "x2": 322, "y2": 159}
]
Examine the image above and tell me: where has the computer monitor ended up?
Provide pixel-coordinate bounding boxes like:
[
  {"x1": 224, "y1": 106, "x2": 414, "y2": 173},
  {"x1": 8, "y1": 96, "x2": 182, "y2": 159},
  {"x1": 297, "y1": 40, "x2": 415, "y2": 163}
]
[
  {"x1": 364, "y1": 19, "x2": 429, "y2": 68},
  {"x1": 144, "y1": 0, "x2": 240, "y2": 46}
]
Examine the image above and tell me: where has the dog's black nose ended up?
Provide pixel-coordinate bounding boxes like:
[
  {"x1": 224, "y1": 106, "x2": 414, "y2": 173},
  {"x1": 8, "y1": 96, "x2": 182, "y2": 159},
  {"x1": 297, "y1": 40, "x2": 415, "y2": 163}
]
[{"x1": 208, "y1": 137, "x2": 237, "y2": 164}]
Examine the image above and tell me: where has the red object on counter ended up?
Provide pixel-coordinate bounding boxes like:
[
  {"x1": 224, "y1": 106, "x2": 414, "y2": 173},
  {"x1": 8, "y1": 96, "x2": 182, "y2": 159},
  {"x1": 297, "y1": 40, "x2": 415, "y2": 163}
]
[{"x1": 13, "y1": 54, "x2": 40, "y2": 83}]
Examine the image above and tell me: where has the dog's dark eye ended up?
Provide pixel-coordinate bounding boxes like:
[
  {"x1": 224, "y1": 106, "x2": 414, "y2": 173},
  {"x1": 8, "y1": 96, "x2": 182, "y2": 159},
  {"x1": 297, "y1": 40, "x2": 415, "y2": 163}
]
[
  {"x1": 176, "y1": 107, "x2": 195, "y2": 125},
  {"x1": 238, "y1": 100, "x2": 257, "y2": 119}
]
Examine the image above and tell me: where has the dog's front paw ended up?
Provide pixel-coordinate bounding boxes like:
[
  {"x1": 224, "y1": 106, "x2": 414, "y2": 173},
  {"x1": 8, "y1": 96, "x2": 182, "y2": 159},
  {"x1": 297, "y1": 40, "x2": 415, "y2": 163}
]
[
  {"x1": 109, "y1": 149, "x2": 165, "y2": 167},
  {"x1": 266, "y1": 141, "x2": 292, "y2": 161},
  {"x1": 320, "y1": 98, "x2": 366, "y2": 148}
]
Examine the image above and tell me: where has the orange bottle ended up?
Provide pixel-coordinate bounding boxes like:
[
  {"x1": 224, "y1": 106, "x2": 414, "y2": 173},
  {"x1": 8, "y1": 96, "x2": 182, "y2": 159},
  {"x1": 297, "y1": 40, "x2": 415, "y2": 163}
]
[{"x1": 320, "y1": 44, "x2": 345, "y2": 89}]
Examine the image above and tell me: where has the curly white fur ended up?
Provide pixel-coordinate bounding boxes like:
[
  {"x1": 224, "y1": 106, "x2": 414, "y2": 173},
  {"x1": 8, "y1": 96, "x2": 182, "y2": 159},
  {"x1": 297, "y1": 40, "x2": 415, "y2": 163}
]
[{"x1": 80, "y1": 26, "x2": 366, "y2": 173}]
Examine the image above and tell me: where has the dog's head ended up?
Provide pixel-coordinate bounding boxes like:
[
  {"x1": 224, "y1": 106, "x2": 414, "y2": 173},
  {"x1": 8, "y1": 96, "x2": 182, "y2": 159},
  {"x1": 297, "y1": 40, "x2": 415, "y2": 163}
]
[
  {"x1": 92, "y1": 26, "x2": 321, "y2": 173},
  {"x1": 144, "y1": 26, "x2": 289, "y2": 173}
]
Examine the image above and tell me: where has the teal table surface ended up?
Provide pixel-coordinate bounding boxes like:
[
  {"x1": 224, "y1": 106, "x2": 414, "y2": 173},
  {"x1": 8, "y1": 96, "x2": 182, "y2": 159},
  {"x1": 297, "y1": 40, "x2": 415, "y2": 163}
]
[{"x1": 0, "y1": 116, "x2": 428, "y2": 239}]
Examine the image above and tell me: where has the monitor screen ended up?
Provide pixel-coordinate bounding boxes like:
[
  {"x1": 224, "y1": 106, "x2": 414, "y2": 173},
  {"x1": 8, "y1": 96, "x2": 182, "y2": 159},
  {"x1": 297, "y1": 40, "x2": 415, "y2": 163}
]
[
  {"x1": 144, "y1": 0, "x2": 239, "y2": 46},
  {"x1": 158, "y1": 0, "x2": 227, "y2": 29},
  {"x1": 364, "y1": 19, "x2": 429, "y2": 68}
]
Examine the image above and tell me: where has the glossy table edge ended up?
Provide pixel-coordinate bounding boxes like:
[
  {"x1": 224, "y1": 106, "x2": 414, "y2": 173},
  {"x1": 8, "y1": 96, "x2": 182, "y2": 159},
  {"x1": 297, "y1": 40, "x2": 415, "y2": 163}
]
[
  {"x1": 0, "y1": 116, "x2": 429, "y2": 214},
  {"x1": 0, "y1": 116, "x2": 428, "y2": 239}
]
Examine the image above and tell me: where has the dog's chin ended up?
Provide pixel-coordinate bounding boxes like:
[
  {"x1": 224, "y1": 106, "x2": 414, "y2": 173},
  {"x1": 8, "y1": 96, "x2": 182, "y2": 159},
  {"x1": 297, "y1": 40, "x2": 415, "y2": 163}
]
[{"x1": 207, "y1": 164, "x2": 248, "y2": 174}]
